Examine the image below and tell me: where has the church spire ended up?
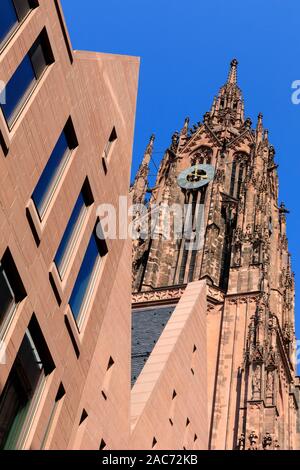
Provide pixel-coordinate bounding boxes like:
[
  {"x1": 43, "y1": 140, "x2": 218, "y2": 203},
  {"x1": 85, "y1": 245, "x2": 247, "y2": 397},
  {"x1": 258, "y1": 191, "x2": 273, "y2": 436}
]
[
  {"x1": 227, "y1": 58, "x2": 238, "y2": 85},
  {"x1": 256, "y1": 112, "x2": 264, "y2": 142},
  {"x1": 131, "y1": 134, "x2": 155, "y2": 204},
  {"x1": 210, "y1": 58, "x2": 244, "y2": 128}
]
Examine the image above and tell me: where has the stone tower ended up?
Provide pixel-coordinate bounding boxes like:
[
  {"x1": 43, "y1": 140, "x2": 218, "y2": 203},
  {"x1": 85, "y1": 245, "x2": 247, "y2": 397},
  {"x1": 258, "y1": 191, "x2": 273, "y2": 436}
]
[{"x1": 131, "y1": 59, "x2": 299, "y2": 450}]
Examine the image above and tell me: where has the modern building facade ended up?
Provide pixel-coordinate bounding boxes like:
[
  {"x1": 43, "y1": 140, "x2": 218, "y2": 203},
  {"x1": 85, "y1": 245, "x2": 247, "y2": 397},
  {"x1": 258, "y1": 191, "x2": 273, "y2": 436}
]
[
  {"x1": 131, "y1": 60, "x2": 300, "y2": 450},
  {"x1": 0, "y1": 0, "x2": 139, "y2": 450}
]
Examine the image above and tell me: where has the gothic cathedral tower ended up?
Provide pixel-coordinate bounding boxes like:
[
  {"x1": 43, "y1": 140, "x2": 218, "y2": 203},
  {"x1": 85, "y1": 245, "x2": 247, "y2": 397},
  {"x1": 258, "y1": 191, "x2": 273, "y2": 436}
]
[{"x1": 131, "y1": 60, "x2": 299, "y2": 450}]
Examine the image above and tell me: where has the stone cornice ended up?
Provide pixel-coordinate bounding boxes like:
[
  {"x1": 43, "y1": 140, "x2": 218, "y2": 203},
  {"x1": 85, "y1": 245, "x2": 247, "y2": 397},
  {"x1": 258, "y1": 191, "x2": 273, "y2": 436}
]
[
  {"x1": 132, "y1": 282, "x2": 226, "y2": 308},
  {"x1": 132, "y1": 286, "x2": 186, "y2": 308}
]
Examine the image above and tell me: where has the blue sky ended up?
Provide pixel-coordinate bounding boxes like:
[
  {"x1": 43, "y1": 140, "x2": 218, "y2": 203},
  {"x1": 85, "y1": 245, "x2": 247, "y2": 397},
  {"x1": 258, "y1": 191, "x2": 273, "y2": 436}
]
[{"x1": 61, "y1": 0, "x2": 300, "y2": 339}]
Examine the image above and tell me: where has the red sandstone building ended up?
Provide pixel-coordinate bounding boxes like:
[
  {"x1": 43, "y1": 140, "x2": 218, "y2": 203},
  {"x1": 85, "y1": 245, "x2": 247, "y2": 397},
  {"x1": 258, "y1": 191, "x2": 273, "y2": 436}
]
[{"x1": 131, "y1": 60, "x2": 300, "y2": 450}]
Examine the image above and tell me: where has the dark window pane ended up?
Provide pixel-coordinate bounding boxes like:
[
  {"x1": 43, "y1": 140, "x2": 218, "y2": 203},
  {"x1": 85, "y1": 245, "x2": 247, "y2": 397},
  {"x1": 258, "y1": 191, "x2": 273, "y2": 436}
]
[
  {"x1": 104, "y1": 127, "x2": 117, "y2": 160},
  {"x1": 109, "y1": 127, "x2": 117, "y2": 143},
  {"x1": 1, "y1": 54, "x2": 35, "y2": 125},
  {"x1": 32, "y1": 131, "x2": 70, "y2": 217},
  {"x1": 0, "y1": 330, "x2": 44, "y2": 450},
  {"x1": 0, "y1": 0, "x2": 18, "y2": 46},
  {"x1": 55, "y1": 194, "x2": 85, "y2": 276},
  {"x1": 30, "y1": 41, "x2": 47, "y2": 79},
  {"x1": 230, "y1": 160, "x2": 237, "y2": 196},
  {"x1": 13, "y1": 0, "x2": 31, "y2": 21},
  {"x1": 0, "y1": 265, "x2": 15, "y2": 331},
  {"x1": 69, "y1": 234, "x2": 100, "y2": 321},
  {"x1": 18, "y1": 331, "x2": 43, "y2": 393},
  {"x1": 0, "y1": 372, "x2": 28, "y2": 450},
  {"x1": 1, "y1": 30, "x2": 52, "y2": 128},
  {"x1": 237, "y1": 165, "x2": 244, "y2": 199}
]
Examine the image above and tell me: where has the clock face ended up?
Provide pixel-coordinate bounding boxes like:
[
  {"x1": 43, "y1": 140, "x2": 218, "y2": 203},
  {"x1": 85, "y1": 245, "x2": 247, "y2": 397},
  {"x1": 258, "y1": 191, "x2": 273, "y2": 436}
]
[{"x1": 177, "y1": 164, "x2": 215, "y2": 190}]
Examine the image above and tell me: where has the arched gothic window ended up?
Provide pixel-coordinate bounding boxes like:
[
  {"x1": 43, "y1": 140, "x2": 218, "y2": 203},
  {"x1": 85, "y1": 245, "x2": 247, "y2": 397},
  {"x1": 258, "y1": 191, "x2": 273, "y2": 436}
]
[
  {"x1": 191, "y1": 146, "x2": 212, "y2": 166},
  {"x1": 229, "y1": 152, "x2": 249, "y2": 199}
]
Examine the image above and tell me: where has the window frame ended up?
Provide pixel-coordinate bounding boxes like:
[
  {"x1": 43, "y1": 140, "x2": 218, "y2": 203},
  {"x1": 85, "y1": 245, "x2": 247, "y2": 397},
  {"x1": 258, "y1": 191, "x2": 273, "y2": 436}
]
[
  {"x1": 32, "y1": 133, "x2": 72, "y2": 220},
  {"x1": 1, "y1": 53, "x2": 36, "y2": 127},
  {"x1": 0, "y1": 249, "x2": 26, "y2": 340},
  {"x1": 54, "y1": 195, "x2": 87, "y2": 279},
  {"x1": 0, "y1": 0, "x2": 19, "y2": 50},
  {"x1": 31, "y1": 118, "x2": 78, "y2": 221},
  {"x1": 54, "y1": 180, "x2": 94, "y2": 280},
  {"x1": 0, "y1": 315, "x2": 55, "y2": 450},
  {"x1": 69, "y1": 223, "x2": 108, "y2": 329},
  {"x1": 0, "y1": 263, "x2": 16, "y2": 337},
  {"x1": 0, "y1": 26, "x2": 54, "y2": 130},
  {"x1": 10, "y1": 331, "x2": 47, "y2": 450},
  {"x1": 0, "y1": 0, "x2": 38, "y2": 52},
  {"x1": 102, "y1": 126, "x2": 117, "y2": 170}
]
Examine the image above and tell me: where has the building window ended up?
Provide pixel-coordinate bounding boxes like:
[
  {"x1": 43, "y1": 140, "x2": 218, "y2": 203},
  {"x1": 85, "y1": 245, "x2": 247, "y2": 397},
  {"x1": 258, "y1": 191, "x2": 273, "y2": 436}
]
[
  {"x1": 99, "y1": 439, "x2": 106, "y2": 450},
  {"x1": 32, "y1": 118, "x2": 78, "y2": 219},
  {"x1": 0, "y1": 0, "x2": 37, "y2": 49},
  {"x1": 102, "y1": 127, "x2": 117, "y2": 165},
  {"x1": 0, "y1": 0, "x2": 19, "y2": 47},
  {"x1": 152, "y1": 437, "x2": 158, "y2": 449},
  {"x1": 230, "y1": 153, "x2": 248, "y2": 199},
  {"x1": 69, "y1": 226, "x2": 108, "y2": 326},
  {"x1": 54, "y1": 180, "x2": 94, "y2": 279},
  {"x1": 0, "y1": 264, "x2": 15, "y2": 334},
  {"x1": 0, "y1": 315, "x2": 55, "y2": 449},
  {"x1": 1, "y1": 27, "x2": 54, "y2": 128},
  {"x1": 229, "y1": 160, "x2": 237, "y2": 197},
  {"x1": 0, "y1": 249, "x2": 26, "y2": 339},
  {"x1": 236, "y1": 164, "x2": 245, "y2": 199},
  {"x1": 191, "y1": 146, "x2": 212, "y2": 166}
]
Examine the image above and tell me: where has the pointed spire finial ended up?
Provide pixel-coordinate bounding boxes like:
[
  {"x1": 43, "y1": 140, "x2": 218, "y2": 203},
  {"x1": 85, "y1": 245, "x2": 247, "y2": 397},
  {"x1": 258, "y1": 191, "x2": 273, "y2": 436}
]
[
  {"x1": 145, "y1": 134, "x2": 155, "y2": 155},
  {"x1": 279, "y1": 202, "x2": 290, "y2": 215},
  {"x1": 256, "y1": 113, "x2": 264, "y2": 142},
  {"x1": 257, "y1": 113, "x2": 263, "y2": 131},
  {"x1": 184, "y1": 117, "x2": 190, "y2": 131},
  {"x1": 180, "y1": 117, "x2": 190, "y2": 137},
  {"x1": 227, "y1": 58, "x2": 238, "y2": 85},
  {"x1": 131, "y1": 135, "x2": 154, "y2": 204}
]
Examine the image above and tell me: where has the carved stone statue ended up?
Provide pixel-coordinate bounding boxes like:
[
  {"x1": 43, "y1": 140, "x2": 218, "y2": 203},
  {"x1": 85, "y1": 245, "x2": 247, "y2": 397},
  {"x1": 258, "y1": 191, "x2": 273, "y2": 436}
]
[
  {"x1": 237, "y1": 433, "x2": 245, "y2": 450},
  {"x1": 248, "y1": 431, "x2": 258, "y2": 450},
  {"x1": 262, "y1": 432, "x2": 272, "y2": 450},
  {"x1": 232, "y1": 244, "x2": 242, "y2": 266},
  {"x1": 266, "y1": 370, "x2": 274, "y2": 394},
  {"x1": 252, "y1": 365, "x2": 261, "y2": 398},
  {"x1": 252, "y1": 241, "x2": 261, "y2": 264},
  {"x1": 274, "y1": 439, "x2": 280, "y2": 450},
  {"x1": 244, "y1": 117, "x2": 252, "y2": 129},
  {"x1": 170, "y1": 131, "x2": 179, "y2": 153},
  {"x1": 245, "y1": 224, "x2": 252, "y2": 241}
]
